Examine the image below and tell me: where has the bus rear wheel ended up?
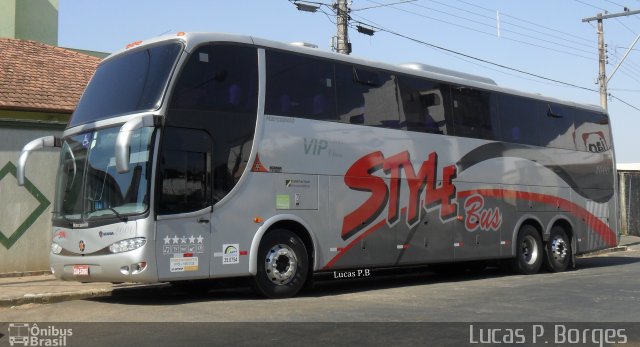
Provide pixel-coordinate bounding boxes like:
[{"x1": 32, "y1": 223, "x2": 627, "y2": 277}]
[
  {"x1": 511, "y1": 224, "x2": 543, "y2": 275},
  {"x1": 544, "y1": 226, "x2": 571, "y2": 272},
  {"x1": 252, "y1": 229, "x2": 308, "y2": 299}
]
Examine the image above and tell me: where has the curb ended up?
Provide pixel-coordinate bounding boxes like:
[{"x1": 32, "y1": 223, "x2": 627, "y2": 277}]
[
  {"x1": 0, "y1": 271, "x2": 52, "y2": 279},
  {"x1": 0, "y1": 283, "x2": 169, "y2": 308},
  {"x1": 578, "y1": 245, "x2": 629, "y2": 257}
]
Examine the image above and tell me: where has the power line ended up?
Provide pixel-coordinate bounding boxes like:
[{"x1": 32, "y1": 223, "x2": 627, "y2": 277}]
[
  {"x1": 611, "y1": 94, "x2": 640, "y2": 111},
  {"x1": 361, "y1": 0, "x2": 597, "y2": 60},
  {"x1": 352, "y1": 0, "x2": 417, "y2": 12},
  {"x1": 289, "y1": 0, "x2": 640, "y2": 113},
  {"x1": 457, "y1": 0, "x2": 595, "y2": 44},
  {"x1": 425, "y1": 0, "x2": 596, "y2": 50},
  {"x1": 605, "y1": 0, "x2": 634, "y2": 10},
  {"x1": 349, "y1": 13, "x2": 640, "y2": 113},
  {"x1": 349, "y1": 15, "x2": 600, "y2": 93},
  {"x1": 573, "y1": 0, "x2": 608, "y2": 12}
]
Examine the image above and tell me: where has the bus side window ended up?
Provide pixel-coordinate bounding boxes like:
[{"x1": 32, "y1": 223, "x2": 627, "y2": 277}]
[
  {"x1": 451, "y1": 86, "x2": 497, "y2": 140},
  {"x1": 498, "y1": 94, "x2": 541, "y2": 146},
  {"x1": 538, "y1": 103, "x2": 575, "y2": 150},
  {"x1": 170, "y1": 45, "x2": 258, "y2": 114},
  {"x1": 335, "y1": 64, "x2": 401, "y2": 129},
  {"x1": 397, "y1": 75, "x2": 452, "y2": 135},
  {"x1": 265, "y1": 50, "x2": 337, "y2": 121},
  {"x1": 573, "y1": 109, "x2": 611, "y2": 153},
  {"x1": 158, "y1": 127, "x2": 212, "y2": 215}
]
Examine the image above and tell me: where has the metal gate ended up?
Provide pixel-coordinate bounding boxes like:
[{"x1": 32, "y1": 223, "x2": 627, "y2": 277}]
[{"x1": 619, "y1": 171, "x2": 640, "y2": 236}]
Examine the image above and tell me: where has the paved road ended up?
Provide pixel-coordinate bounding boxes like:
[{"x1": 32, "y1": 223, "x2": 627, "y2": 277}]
[{"x1": 1, "y1": 249, "x2": 639, "y2": 323}]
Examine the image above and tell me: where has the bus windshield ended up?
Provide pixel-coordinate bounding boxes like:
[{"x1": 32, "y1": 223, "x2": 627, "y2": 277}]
[
  {"x1": 70, "y1": 42, "x2": 183, "y2": 127},
  {"x1": 54, "y1": 126, "x2": 154, "y2": 223}
]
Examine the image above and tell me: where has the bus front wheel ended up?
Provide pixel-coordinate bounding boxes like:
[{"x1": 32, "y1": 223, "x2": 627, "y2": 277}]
[
  {"x1": 252, "y1": 229, "x2": 308, "y2": 299},
  {"x1": 511, "y1": 224, "x2": 543, "y2": 275}
]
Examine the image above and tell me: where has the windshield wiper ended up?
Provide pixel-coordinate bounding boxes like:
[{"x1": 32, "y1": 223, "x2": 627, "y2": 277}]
[
  {"x1": 52, "y1": 212, "x2": 76, "y2": 227},
  {"x1": 91, "y1": 207, "x2": 128, "y2": 223}
]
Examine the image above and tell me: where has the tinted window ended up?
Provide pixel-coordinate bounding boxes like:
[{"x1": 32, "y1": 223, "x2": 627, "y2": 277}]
[
  {"x1": 335, "y1": 64, "x2": 401, "y2": 128},
  {"x1": 171, "y1": 44, "x2": 258, "y2": 114},
  {"x1": 167, "y1": 44, "x2": 258, "y2": 203},
  {"x1": 265, "y1": 51, "x2": 337, "y2": 120},
  {"x1": 539, "y1": 103, "x2": 575, "y2": 150},
  {"x1": 71, "y1": 42, "x2": 182, "y2": 127},
  {"x1": 573, "y1": 109, "x2": 611, "y2": 153},
  {"x1": 158, "y1": 127, "x2": 212, "y2": 215},
  {"x1": 498, "y1": 94, "x2": 541, "y2": 146},
  {"x1": 398, "y1": 76, "x2": 452, "y2": 135},
  {"x1": 451, "y1": 86, "x2": 497, "y2": 140}
]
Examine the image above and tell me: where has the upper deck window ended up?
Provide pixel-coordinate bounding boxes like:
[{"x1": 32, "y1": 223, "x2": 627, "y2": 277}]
[
  {"x1": 70, "y1": 42, "x2": 183, "y2": 127},
  {"x1": 265, "y1": 50, "x2": 337, "y2": 121}
]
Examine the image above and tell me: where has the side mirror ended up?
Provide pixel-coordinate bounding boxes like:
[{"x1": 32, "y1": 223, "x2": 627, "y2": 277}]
[
  {"x1": 17, "y1": 136, "x2": 61, "y2": 186},
  {"x1": 115, "y1": 115, "x2": 162, "y2": 173}
]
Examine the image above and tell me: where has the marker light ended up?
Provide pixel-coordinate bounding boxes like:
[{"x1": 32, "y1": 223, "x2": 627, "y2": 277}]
[
  {"x1": 125, "y1": 40, "x2": 143, "y2": 49},
  {"x1": 108, "y1": 237, "x2": 146, "y2": 254},
  {"x1": 254, "y1": 217, "x2": 264, "y2": 223}
]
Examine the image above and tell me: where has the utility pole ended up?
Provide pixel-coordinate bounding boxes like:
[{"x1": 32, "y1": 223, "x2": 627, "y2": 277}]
[
  {"x1": 582, "y1": 9, "x2": 640, "y2": 111},
  {"x1": 597, "y1": 14, "x2": 608, "y2": 110},
  {"x1": 335, "y1": 0, "x2": 352, "y2": 55}
]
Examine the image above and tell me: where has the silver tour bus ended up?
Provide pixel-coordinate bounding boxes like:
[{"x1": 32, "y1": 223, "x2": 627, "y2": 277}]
[{"x1": 18, "y1": 33, "x2": 618, "y2": 298}]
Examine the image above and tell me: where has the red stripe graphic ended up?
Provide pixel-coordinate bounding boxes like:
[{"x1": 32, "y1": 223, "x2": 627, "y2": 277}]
[
  {"x1": 323, "y1": 219, "x2": 387, "y2": 270},
  {"x1": 458, "y1": 189, "x2": 617, "y2": 248},
  {"x1": 323, "y1": 189, "x2": 617, "y2": 270}
]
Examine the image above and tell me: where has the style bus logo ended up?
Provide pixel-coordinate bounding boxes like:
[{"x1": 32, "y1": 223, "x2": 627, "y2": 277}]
[
  {"x1": 8, "y1": 323, "x2": 73, "y2": 346},
  {"x1": 341, "y1": 150, "x2": 457, "y2": 240},
  {"x1": 463, "y1": 194, "x2": 502, "y2": 232},
  {"x1": 341, "y1": 150, "x2": 504, "y2": 240}
]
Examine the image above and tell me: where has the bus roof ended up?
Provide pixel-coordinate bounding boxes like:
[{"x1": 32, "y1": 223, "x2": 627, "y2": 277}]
[{"x1": 113, "y1": 32, "x2": 605, "y2": 115}]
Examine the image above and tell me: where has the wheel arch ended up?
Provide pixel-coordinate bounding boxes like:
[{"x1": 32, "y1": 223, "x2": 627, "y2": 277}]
[
  {"x1": 510, "y1": 215, "x2": 544, "y2": 256},
  {"x1": 546, "y1": 216, "x2": 574, "y2": 243},
  {"x1": 249, "y1": 214, "x2": 318, "y2": 276}
]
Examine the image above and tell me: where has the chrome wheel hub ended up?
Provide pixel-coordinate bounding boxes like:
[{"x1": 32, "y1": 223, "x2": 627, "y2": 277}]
[
  {"x1": 521, "y1": 235, "x2": 539, "y2": 265},
  {"x1": 551, "y1": 236, "x2": 568, "y2": 262},
  {"x1": 265, "y1": 244, "x2": 297, "y2": 285}
]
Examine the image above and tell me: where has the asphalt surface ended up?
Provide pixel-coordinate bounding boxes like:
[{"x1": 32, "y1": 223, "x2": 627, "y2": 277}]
[
  {"x1": 0, "y1": 235, "x2": 636, "y2": 309},
  {"x1": 0, "y1": 236, "x2": 638, "y2": 346}
]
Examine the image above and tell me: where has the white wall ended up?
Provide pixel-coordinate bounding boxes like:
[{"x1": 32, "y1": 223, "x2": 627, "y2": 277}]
[{"x1": 0, "y1": 123, "x2": 62, "y2": 273}]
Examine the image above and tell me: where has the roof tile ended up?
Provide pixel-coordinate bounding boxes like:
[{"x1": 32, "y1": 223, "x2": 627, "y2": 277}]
[{"x1": 0, "y1": 38, "x2": 101, "y2": 113}]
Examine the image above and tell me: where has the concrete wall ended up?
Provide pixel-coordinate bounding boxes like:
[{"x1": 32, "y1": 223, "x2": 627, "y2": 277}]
[
  {"x1": 0, "y1": 123, "x2": 63, "y2": 273},
  {"x1": 0, "y1": 0, "x2": 58, "y2": 46},
  {"x1": 0, "y1": 0, "x2": 17, "y2": 39}
]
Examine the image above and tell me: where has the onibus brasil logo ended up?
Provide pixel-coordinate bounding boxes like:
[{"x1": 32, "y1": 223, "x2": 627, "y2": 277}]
[{"x1": 7, "y1": 323, "x2": 72, "y2": 346}]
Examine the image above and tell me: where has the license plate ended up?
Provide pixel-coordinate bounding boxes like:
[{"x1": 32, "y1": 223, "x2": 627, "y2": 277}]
[{"x1": 73, "y1": 265, "x2": 89, "y2": 276}]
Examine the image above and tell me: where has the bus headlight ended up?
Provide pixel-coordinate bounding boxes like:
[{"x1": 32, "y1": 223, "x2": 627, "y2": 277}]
[
  {"x1": 108, "y1": 237, "x2": 146, "y2": 254},
  {"x1": 51, "y1": 242, "x2": 62, "y2": 255}
]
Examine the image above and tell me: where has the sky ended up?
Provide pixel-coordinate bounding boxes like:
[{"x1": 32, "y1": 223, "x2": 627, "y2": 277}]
[{"x1": 58, "y1": 0, "x2": 640, "y2": 163}]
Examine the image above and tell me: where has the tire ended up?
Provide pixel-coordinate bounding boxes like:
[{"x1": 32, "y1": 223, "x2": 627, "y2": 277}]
[
  {"x1": 252, "y1": 229, "x2": 308, "y2": 299},
  {"x1": 511, "y1": 224, "x2": 543, "y2": 275},
  {"x1": 544, "y1": 226, "x2": 572, "y2": 272}
]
